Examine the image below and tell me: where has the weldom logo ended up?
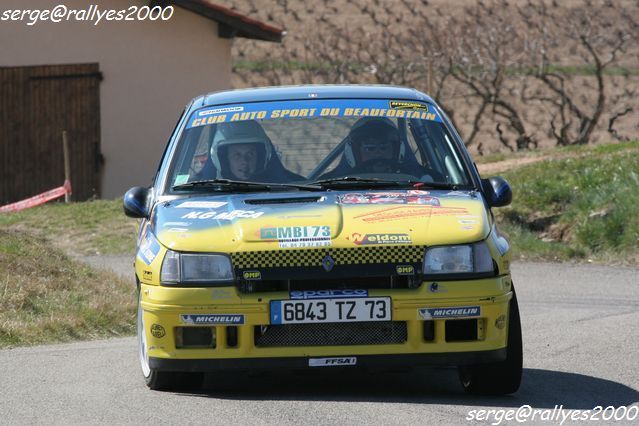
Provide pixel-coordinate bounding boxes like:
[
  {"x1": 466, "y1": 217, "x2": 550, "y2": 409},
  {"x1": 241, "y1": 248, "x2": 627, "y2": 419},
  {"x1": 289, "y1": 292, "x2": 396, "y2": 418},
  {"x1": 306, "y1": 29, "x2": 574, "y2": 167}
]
[
  {"x1": 349, "y1": 233, "x2": 412, "y2": 245},
  {"x1": 418, "y1": 306, "x2": 481, "y2": 320},
  {"x1": 180, "y1": 314, "x2": 245, "y2": 325}
]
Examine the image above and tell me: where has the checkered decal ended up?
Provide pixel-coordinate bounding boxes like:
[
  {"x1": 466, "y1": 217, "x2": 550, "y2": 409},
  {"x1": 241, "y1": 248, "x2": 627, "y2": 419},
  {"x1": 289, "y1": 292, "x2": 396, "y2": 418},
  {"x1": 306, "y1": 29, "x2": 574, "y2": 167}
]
[{"x1": 230, "y1": 246, "x2": 426, "y2": 269}]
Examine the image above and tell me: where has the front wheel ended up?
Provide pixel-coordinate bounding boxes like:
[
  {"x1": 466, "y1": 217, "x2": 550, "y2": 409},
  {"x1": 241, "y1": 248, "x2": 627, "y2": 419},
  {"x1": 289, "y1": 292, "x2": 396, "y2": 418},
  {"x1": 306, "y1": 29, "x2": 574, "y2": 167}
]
[
  {"x1": 137, "y1": 289, "x2": 203, "y2": 391},
  {"x1": 458, "y1": 287, "x2": 523, "y2": 395}
]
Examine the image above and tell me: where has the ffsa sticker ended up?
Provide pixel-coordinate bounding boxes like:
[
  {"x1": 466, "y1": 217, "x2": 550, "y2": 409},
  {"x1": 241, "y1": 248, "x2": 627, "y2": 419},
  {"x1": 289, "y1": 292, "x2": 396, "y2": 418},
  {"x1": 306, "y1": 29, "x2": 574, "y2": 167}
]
[{"x1": 309, "y1": 357, "x2": 357, "y2": 367}]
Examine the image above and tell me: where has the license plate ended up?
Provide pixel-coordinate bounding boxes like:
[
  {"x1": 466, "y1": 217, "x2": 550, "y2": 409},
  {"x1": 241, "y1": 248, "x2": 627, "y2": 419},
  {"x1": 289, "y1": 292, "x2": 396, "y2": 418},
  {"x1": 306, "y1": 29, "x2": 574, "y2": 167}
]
[{"x1": 270, "y1": 297, "x2": 391, "y2": 324}]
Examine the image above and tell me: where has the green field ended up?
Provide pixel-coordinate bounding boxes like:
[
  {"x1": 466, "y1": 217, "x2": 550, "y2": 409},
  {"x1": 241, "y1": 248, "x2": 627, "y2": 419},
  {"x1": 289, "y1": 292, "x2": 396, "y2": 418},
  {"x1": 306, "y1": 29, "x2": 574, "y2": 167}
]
[
  {"x1": 0, "y1": 229, "x2": 135, "y2": 347},
  {"x1": 495, "y1": 141, "x2": 639, "y2": 264}
]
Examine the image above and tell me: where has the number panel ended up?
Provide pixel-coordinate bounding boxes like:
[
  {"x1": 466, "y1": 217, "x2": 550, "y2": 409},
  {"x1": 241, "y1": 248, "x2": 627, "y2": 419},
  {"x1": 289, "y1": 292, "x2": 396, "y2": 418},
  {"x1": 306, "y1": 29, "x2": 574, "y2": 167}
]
[{"x1": 270, "y1": 297, "x2": 391, "y2": 324}]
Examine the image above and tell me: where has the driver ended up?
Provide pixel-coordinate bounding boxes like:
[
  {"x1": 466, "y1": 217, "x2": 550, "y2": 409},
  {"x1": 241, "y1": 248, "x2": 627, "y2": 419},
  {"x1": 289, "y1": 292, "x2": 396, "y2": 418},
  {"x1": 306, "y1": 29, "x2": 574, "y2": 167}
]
[
  {"x1": 345, "y1": 117, "x2": 404, "y2": 173},
  {"x1": 211, "y1": 121, "x2": 303, "y2": 182}
]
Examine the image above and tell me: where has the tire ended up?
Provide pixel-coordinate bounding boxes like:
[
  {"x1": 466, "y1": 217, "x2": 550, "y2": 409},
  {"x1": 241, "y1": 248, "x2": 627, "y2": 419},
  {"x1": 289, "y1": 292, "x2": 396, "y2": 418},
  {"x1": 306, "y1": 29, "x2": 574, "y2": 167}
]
[
  {"x1": 458, "y1": 287, "x2": 523, "y2": 395},
  {"x1": 137, "y1": 290, "x2": 203, "y2": 391}
]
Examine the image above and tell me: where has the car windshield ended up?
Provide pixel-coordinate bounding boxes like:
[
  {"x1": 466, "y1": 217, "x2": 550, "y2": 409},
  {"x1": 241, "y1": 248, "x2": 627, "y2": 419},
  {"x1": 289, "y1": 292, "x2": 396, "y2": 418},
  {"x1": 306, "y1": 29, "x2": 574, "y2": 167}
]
[{"x1": 165, "y1": 99, "x2": 473, "y2": 193}]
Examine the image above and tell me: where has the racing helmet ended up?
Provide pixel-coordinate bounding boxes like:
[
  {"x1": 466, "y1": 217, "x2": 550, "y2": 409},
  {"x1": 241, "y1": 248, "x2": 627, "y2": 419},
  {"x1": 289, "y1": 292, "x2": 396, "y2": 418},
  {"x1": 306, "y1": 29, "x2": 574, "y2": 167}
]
[
  {"x1": 343, "y1": 117, "x2": 405, "y2": 168},
  {"x1": 210, "y1": 121, "x2": 273, "y2": 178}
]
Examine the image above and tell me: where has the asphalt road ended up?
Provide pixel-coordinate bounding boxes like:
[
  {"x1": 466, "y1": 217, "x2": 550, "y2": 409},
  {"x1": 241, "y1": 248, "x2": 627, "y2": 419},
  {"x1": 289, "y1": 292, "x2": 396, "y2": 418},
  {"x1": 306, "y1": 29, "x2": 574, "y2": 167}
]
[{"x1": 1, "y1": 261, "x2": 638, "y2": 425}]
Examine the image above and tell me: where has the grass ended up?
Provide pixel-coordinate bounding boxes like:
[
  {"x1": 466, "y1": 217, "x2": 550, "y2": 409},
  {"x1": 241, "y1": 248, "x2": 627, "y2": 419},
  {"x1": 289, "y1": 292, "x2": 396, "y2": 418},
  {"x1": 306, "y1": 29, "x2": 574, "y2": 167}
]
[
  {"x1": 495, "y1": 140, "x2": 639, "y2": 264},
  {"x1": 0, "y1": 199, "x2": 137, "y2": 256},
  {"x1": 0, "y1": 228, "x2": 135, "y2": 348}
]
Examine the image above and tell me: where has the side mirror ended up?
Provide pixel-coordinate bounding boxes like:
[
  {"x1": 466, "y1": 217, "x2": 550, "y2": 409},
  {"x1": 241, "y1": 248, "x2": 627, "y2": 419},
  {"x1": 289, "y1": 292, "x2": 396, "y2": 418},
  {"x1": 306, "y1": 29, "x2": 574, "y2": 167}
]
[
  {"x1": 482, "y1": 176, "x2": 512, "y2": 208},
  {"x1": 123, "y1": 186, "x2": 150, "y2": 218}
]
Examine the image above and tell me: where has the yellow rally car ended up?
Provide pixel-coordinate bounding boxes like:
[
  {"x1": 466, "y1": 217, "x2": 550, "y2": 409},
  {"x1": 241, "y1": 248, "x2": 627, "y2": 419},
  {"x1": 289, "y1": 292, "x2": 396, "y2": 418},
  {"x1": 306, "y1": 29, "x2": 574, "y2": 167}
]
[{"x1": 123, "y1": 85, "x2": 521, "y2": 394}]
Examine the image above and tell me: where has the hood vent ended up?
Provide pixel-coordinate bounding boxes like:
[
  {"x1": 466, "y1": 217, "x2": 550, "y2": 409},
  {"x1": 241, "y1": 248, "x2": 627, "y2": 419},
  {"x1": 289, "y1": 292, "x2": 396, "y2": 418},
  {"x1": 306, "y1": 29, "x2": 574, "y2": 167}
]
[{"x1": 245, "y1": 196, "x2": 323, "y2": 205}]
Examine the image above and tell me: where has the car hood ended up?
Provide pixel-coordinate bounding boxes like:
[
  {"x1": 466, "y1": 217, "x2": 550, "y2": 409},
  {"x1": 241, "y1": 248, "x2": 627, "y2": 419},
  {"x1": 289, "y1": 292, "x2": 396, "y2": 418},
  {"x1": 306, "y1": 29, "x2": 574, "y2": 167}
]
[{"x1": 151, "y1": 189, "x2": 490, "y2": 252}]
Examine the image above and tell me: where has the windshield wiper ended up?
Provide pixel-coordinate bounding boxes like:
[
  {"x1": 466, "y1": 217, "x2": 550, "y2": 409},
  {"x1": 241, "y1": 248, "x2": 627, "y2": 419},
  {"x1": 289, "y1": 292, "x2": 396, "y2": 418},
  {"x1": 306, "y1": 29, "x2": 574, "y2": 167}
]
[
  {"x1": 172, "y1": 179, "x2": 322, "y2": 192},
  {"x1": 310, "y1": 176, "x2": 463, "y2": 190}
]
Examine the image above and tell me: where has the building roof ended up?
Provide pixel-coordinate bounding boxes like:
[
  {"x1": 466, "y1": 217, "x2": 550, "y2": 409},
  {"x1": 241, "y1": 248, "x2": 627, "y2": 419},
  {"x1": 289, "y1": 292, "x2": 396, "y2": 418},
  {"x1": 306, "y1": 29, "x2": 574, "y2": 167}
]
[
  {"x1": 172, "y1": 0, "x2": 285, "y2": 42},
  {"x1": 194, "y1": 85, "x2": 433, "y2": 109}
]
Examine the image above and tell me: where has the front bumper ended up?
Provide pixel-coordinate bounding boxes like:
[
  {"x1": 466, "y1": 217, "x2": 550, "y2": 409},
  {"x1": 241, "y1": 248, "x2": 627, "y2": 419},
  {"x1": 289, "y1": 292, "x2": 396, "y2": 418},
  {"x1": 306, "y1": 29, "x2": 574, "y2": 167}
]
[
  {"x1": 141, "y1": 275, "x2": 513, "y2": 369},
  {"x1": 150, "y1": 349, "x2": 507, "y2": 372}
]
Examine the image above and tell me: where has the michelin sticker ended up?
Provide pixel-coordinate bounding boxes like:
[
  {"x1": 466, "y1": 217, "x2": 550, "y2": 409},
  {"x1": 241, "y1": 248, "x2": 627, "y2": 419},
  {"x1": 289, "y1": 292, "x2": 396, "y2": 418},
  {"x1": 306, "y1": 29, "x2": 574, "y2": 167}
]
[
  {"x1": 180, "y1": 314, "x2": 245, "y2": 325},
  {"x1": 137, "y1": 228, "x2": 161, "y2": 265},
  {"x1": 418, "y1": 306, "x2": 481, "y2": 320},
  {"x1": 260, "y1": 225, "x2": 331, "y2": 248}
]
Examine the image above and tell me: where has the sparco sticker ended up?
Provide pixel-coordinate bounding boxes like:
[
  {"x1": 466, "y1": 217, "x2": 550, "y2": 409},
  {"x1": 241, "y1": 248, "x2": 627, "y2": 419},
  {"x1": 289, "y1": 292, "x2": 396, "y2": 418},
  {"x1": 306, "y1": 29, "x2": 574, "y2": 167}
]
[{"x1": 290, "y1": 289, "x2": 368, "y2": 299}]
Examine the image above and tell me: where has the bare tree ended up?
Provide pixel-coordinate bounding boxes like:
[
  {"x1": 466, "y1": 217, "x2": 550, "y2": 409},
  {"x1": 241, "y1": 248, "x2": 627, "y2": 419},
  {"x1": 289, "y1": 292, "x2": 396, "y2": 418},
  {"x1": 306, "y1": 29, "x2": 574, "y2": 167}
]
[{"x1": 521, "y1": 0, "x2": 637, "y2": 145}]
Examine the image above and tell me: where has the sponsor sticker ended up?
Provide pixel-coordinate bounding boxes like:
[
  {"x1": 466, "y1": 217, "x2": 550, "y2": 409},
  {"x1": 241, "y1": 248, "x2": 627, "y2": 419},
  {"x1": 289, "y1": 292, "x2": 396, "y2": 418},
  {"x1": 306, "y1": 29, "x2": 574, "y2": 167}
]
[
  {"x1": 176, "y1": 201, "x2": 227, "y2": 209},
  {"x1": 260, "y1": 225, "x2": 331, "y2": 248},
  {"x1": 187, "y1": 99, "x2": 442, "y2": 129},
  {"x1": 389, "y1": 101, "x2": 429, "y2": 111},
  {"x1": 143, "y1": 270, "x2": 152, "y2": 280},
  {"x1": 339, "y1": 191, "x2": 439, "y2": 206},
  {"x1": 418, "y1": 306, "x2": 481, "y2": 320},
  {"x1": 163, "y1": 221, "x2": 190, "y2": 227},
  {"x1": 199, "y1": 106, "x2": 244, "y2": 116},
  {"x1": 348, "y1": 233, "x2": 411, "y2": 245},
  {"x1": 290, "y1": 289, "x2": 368, "y2": 300},
  {"x1": 174, "y1": 174, "x2": 189, "y2": 185},
  {"x1": 211, "y1": 289, "x2": 233, "y2": 299},
  {"x1": 354, "y1": 206, "x2": 470, "y2": 223},
  {"x1": 396, "y1": 265, "x2": 415, "y2": 275},
  {"x1": 150, "y1": 324, "x2": 165, "y2": 338},
  {"x1": 180, "y1": 314, "x2": 245, "y2": 325},
  {"x1": 181, "y1": 209, "x2": 264, "y2": 220},
  {"x1": 309, "y1": 357, "x2": 357, "y2": 367},
  {"x1": 137, "y1": 228, "x2": 161, "y2": 265},
  {"x1": 242, "y1": 270, "x2": 262, "y2": 280}
]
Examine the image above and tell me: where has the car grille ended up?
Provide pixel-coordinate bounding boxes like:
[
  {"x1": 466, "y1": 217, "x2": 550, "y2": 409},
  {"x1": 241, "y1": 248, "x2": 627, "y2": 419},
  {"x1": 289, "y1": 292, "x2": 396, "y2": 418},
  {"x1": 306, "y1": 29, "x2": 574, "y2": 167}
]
[
  {"x1": 254, "y1": 321, "x2": 407, "y2": 347},
  {"x1": 231, "y1": 246, "x2": 426, "y2": 269},
  {"x1": 238, "y1": 276, "x2": 414, "y2": 293}
]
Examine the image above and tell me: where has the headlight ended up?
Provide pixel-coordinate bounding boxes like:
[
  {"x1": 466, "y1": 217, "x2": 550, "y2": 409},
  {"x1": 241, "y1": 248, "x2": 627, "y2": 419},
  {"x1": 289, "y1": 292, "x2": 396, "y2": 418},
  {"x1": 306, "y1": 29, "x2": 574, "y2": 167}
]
[
  {"x1": 423, "y1": 241, "x2": 494, "y2": 277},
  {"x1": 161, "y1": 250, "x2": 234, "y2": 285}
]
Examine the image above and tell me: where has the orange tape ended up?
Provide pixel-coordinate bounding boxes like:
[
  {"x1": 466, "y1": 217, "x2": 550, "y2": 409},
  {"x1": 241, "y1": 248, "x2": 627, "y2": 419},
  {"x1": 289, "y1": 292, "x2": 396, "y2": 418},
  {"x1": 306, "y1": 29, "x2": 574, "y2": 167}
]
[{"x1": 0, "y1": 180, "x2": 72, "y2": 213}]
